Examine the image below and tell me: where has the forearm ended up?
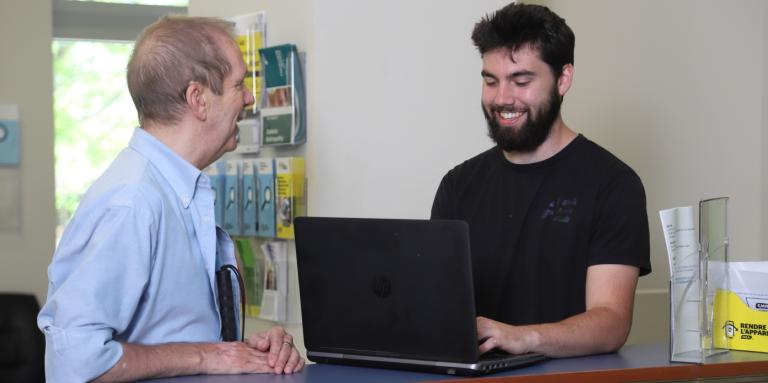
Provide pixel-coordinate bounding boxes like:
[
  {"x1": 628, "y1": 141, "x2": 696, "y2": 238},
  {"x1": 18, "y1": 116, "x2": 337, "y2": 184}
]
[
  {"x1": 525, "y1": 306, "x2": 631, "y2": 357},
  {"x1": 526, "y1": 264, "x2": 639, "y2": 357},
  {"x1": 478, "y1": 266, "x2": 639, "y2": 358},
  {"x1": 93, "y1": 342, "x2": 211, "y2": 382}
]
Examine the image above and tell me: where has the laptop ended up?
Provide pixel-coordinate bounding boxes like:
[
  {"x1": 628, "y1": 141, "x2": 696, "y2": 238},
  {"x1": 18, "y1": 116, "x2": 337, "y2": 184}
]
[{"x1": 294, "y1": 217, "x2": 546, "y2": 376}]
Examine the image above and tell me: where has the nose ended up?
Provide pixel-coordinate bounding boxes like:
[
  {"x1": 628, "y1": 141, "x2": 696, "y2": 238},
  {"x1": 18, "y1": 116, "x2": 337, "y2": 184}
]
[
  {"x1": 244, "y1": 88, "x2": 255, "y2": 106},
  {"x1": 493, "y1": 82, "x2": 516, "y2": 107}
]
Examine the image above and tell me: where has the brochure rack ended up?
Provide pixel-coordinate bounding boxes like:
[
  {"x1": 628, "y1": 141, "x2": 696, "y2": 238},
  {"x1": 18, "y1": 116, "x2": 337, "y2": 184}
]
[
  {"x1": 668, "y1": 197, "x2": 730, "y2": 363},
  {"x1": 207, "y1": 12, "x2": 307, "y2": 325}
]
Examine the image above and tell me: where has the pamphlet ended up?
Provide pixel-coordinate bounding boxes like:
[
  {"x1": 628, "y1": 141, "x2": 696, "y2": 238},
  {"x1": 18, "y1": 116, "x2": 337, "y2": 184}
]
[
  {"x1": 255, "y1": 158, "x2": 276, "y2": 237},
  {"x1": 241, "y1": 160, "x2": 257, "y2": 236},
  {"x1": 234, "y1": 238, "x2": 264, "y2": 317},
  {"x1": 229, "y1": 11, "x2": 267, "y2": 115},
  {"x1": 204, "y1": 161, "x2": 225, "y2": 228},
  {"x1": 223, "y1": 159, "x2": 241, "y2": 236},
  {"x1": 259, "y1": 240, "x2": 287, "y2": 322},
  {"x1": 660, "y1": 206, "x2": 702, "y2": 362},
  {"x1": 259, "y1": 44, "x2": 306, "y2": 146},
  {"x1": 275, "y1": 157, "x2": 305, "y2": 239}
]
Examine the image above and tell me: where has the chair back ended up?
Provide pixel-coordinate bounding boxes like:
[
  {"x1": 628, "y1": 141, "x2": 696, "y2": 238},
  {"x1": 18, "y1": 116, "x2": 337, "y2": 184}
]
[{"x1": 0, "y1": 294, "x2": 45, "y2": 383}]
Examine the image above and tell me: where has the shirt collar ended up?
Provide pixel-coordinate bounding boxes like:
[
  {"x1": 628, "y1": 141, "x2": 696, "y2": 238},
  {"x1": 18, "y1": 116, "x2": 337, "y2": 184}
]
[{"x1": 129, "y1": 127, "x2": 202, "y2": 208}]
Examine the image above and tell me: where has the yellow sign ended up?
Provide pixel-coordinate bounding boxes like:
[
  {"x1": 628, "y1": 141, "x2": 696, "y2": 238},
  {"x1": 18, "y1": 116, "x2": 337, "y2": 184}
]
[{"x1": 713, "y1": 289, "x2": 768, "y2": 352}]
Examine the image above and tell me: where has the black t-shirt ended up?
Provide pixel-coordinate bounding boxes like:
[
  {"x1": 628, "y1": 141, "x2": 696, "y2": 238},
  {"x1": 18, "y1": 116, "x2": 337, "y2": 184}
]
[{"x1": 431, "y1": 135, "x2": 651, "y2": 326}]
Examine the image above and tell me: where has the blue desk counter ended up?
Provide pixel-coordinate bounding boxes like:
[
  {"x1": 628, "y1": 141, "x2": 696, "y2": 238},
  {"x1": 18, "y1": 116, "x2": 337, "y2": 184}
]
[{"x1": 141, "y1": 343, "x2": 768, "y2": 383}]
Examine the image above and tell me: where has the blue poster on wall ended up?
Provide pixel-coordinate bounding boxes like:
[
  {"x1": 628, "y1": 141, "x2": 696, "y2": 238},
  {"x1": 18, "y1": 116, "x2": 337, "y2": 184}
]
[{"x1": 0, "y1": 104, "x2": 20, "y2": 166}]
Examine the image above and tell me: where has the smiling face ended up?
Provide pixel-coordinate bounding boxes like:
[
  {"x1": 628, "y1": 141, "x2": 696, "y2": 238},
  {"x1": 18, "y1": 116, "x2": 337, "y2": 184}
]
[
  {"x1": 481, "y1": 46, "x2": 566, "y2": 153},
  {"x1": 205, "y1": 35, "x2": 255, "y2": 159}
]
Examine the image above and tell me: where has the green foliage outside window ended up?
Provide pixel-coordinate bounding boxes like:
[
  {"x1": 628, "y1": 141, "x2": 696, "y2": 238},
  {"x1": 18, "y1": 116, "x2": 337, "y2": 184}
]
[{"x1": 53, "y1": 40, "x2": 136, "y2": 227}]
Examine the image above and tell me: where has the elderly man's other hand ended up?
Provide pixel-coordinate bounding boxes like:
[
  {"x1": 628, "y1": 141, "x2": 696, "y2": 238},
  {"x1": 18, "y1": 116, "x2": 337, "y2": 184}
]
[{"x1": 246, "y1": 326, "x2": 305, "y2": 374}]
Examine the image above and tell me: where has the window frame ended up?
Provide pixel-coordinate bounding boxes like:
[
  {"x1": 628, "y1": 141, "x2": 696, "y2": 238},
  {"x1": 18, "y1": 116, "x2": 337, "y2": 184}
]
[{"x1": 53, "y1": 0, "x2": 187, "y2": 41}]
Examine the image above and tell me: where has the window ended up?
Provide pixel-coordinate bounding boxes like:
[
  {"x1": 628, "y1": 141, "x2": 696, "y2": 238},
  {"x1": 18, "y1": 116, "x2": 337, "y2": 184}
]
[
  {"x1": 53, "y1": 40, "x2": 135, "y2": 227},
  {"x1": 53, "y1": 0, "x2": 186, "y2": 237},
  {"x1": 75, "y1": 0, "x2": 187, "y2": 5}
]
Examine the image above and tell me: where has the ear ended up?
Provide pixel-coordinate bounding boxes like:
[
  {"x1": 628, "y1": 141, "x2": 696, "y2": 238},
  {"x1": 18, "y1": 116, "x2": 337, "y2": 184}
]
[
  {"x1": 557, "y1": 64, "x2": 574, "y2": 97},
  {"x1": 185, "y1": 81, "x2": 208, "y2": 121}
]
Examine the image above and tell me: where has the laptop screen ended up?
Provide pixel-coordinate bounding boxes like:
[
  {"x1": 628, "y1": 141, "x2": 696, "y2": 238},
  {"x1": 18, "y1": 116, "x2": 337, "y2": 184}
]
[{"x1": 295, "y1": 217, "x2": 480, "y2": 363}]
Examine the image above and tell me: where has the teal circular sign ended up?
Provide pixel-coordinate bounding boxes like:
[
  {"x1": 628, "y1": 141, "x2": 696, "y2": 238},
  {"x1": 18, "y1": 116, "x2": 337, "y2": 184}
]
[{"x1": 0, "y1": 123, "x2": 7, "y2": 143}]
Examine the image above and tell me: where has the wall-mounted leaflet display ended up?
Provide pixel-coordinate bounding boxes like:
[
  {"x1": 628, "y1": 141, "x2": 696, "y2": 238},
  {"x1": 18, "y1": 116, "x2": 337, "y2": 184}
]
[
  {"x1": 259, "y1": 44, "x2": 306, "y2": 146},
  {"x1": 209, "y1": 157, "x2": 304, "y2": 239},
  {"x1": 229, "y1": 12, "x2": 267, "y2": 154},
  {"x1": 232, "y1": 237, "x2": 290, "y2": 322},
  {"x1": 218, "y1": 11, "x2": 307, "y2": 326}
]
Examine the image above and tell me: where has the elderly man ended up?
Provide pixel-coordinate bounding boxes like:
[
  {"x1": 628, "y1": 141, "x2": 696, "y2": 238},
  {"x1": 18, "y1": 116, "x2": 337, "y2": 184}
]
[{"x1": 39, "y1": 16, "x2": 304, "y2": 382}]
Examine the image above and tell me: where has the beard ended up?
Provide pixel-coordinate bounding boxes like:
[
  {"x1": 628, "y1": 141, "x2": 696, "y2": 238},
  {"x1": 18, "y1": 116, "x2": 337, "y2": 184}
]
[{"x1": 483, "y1": 83, "x2": 562, "y2": 153}]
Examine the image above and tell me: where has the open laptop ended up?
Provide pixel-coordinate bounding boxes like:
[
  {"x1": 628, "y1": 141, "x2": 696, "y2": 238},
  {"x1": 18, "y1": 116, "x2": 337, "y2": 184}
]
[{"x1": 294, "y1": 217, "x2": 546, "y2": 376}]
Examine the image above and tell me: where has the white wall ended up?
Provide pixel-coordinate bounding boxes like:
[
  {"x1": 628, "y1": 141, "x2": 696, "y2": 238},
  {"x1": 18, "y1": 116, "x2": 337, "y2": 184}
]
[
  {"x1": 533, "y1": 0, "x2": 767, "y2": 343},
  {"x1": 190, "y1": 0, "x2": 768, "y2": 348},
  {"x1": 192, "y1": 0, "x2": 507, "y2": 220},
  {"x1": 307, "y1": 0, "x2": 506, "y2": 219},
  {"x1": 763, "y1": 1, "x2": 768, "y2": 251},
  {"x1": 0, "y1": 0, "x2": 55, "y2": 303},
  {"x1": 0, "y1": 0, "x2": 756, "y2": 353},
  {"x1": 190, "y1": 0, "x2": 509, "y2": 355}
]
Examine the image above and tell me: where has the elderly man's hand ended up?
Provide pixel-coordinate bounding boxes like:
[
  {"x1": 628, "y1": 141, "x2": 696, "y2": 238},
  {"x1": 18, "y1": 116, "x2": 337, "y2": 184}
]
[
  {"x1": 200, "y1": 342, "x2": 272, "y2": 375},
  {"x1": 246, "y1": 326, "x2": 305, "y2": 374}
]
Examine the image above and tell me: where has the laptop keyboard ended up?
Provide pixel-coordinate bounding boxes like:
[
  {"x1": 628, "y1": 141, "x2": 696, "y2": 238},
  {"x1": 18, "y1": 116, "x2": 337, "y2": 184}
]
[
  {"x1": 479, "y1": 349, "x2": 516, "y2": 362},
  {"x1": 477, "y1": 349, "x2": 545, "y2": 372}
]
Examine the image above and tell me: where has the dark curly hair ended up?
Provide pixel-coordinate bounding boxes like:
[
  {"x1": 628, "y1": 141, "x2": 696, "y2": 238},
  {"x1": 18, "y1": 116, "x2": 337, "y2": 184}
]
[{"x1": 471, "y1": 3, "x2": 574, "y2": 77}]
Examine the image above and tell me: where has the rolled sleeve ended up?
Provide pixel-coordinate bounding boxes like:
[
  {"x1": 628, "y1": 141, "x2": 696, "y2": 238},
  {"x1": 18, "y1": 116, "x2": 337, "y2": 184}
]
[
  {"x1": 38, "y1": 200, "x2": 155, "y2": 382},
  {"x1": 39, "y1": 324, "x2": 121, "y2": 382}
]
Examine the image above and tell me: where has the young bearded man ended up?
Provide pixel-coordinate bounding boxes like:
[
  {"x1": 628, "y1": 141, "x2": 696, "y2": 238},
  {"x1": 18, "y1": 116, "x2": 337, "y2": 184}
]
[{"x1": 431, "y1": 3, "x2": 651, "y2": 358}]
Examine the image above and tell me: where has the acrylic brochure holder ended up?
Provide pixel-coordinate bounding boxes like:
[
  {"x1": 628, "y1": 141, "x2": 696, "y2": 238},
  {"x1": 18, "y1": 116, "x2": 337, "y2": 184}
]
[{"x1": 662, "y1": 197, "x2": 729, "y2": 364}]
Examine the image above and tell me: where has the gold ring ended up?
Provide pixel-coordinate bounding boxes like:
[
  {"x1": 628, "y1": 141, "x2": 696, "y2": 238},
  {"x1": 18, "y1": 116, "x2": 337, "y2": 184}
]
[{"x1": 283, "y1": 340, "x2": 293, "y2": 347}]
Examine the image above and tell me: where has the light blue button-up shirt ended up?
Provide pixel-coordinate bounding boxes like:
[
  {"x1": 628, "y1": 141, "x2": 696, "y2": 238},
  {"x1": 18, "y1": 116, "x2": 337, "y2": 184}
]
[{"x1": 38, "y1": 127, "x2": 236, "y2": 382}]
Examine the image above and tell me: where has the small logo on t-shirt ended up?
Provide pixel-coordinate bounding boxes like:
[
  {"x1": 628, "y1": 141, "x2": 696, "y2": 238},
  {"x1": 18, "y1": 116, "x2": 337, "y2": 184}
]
[
  {"x1": 371, "y1": 275, "x2": 392, "y2": 299},
  {"x1": 541, "y1": 197, "x2": 577, "y2": 223}
]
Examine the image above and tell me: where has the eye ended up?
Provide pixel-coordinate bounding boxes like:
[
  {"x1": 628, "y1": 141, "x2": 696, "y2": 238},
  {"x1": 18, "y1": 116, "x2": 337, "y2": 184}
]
[
  {"x1": 483, "y1": 77, "x2": 497, "y2": 86},
  {"x1": 514, "y1": 80, "x2": 531, "y2": 87}
]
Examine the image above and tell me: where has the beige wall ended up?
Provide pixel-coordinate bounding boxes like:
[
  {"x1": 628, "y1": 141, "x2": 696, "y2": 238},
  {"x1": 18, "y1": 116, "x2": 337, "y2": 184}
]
[
  {"x1": 763, "y1": 1, "x2": 768, "y2": 252},
  {"x1": 0, "y1": 0, "x2": 55, "y2": 303},
  {"x1": 1, "y1": 0, "x2": 765, "y2": 352},
  {"x1": 190, "y1": 0, "x2": 512, "y2": 354},
  {"x1": 533, "y1": 0, "x2": 767, "y2": 344},
  {"x1": 198, "y1": 0, "x2": 768, "y2": 348}
]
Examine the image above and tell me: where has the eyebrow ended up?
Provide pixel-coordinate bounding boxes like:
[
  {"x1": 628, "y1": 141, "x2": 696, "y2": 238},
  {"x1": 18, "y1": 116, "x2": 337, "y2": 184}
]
[{"x1": 481, "y1": 70, "x2": 536, "y2": 81}]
